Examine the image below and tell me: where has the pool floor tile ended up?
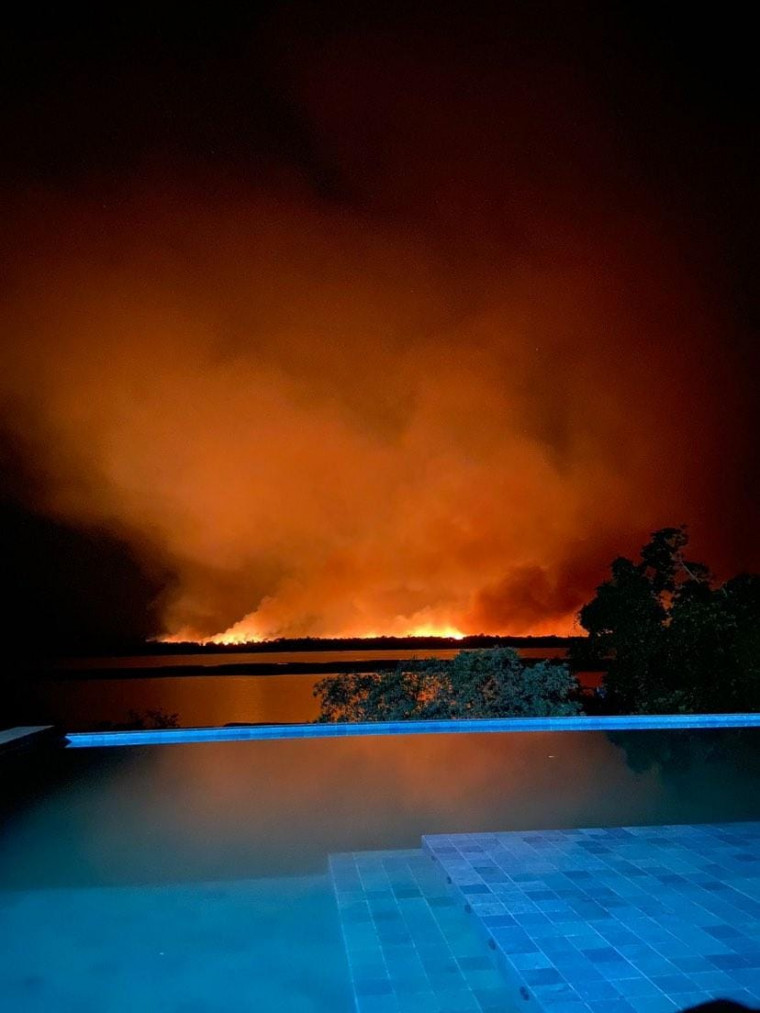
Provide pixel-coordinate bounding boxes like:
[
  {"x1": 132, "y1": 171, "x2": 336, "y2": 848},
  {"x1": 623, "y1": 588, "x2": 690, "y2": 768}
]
[
  {"x1": 423, "y1": 823, "x2": 760, "y2": 1012},
  {"x1": 330, "y1": 850, "x2": 520, "y2": 1013}
]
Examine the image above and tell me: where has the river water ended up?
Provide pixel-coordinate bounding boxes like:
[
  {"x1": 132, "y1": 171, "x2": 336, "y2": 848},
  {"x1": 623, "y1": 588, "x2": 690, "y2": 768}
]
[{"x1": 23, "y1": 647, "x2": 599, "y2": 730}]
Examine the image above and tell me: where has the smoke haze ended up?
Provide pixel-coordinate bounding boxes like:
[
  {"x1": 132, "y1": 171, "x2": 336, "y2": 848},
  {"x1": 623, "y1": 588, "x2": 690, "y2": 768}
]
[{"x1": 0, "y1": 9, "x2": 756, "y2": 642}]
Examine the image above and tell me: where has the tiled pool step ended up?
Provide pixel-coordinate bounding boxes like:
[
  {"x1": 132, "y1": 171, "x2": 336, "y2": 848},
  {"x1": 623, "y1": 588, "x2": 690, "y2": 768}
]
[
  {"x1": 423, "y1": 823, "x2": 760, "y2": 1013},
  {"x1": 329, "y1": 848, "x2": 518, "y2": 1012}
]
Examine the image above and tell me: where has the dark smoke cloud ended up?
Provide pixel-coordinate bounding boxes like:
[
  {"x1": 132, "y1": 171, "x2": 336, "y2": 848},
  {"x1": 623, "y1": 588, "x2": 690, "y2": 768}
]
[{"x1": 0, "y1": 8, "x2": 756, "y2": 641}]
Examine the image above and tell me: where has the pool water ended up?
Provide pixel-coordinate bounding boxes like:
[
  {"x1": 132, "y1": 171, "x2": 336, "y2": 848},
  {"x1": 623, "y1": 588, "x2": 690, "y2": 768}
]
[
  {"x1": 1, "y1": 728, "x2": 759, "y2": 1010},
  {"x1": 0, "y1": 875, "x2": 352, "y2": 1012}
]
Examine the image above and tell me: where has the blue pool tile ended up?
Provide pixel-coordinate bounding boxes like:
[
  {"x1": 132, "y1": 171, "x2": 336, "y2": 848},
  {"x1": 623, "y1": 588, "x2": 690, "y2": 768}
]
[
  {"x1": 705, "y1": 922, "x2": 743, "y2": 939},
  {"x1": 616, "y1": 978, "x2": 663, "y2": 998},
  {"x1": 457, "y1": 956, "x2": 493, "y2": 972},
  {"x1": 330, "y1": 849, "x2": 517, "y2": 1013},
  {"x1": 648, "y1": 973, "x2": 700, "y2": 994},
  {"x1": 557, "y1": 961, "x2": 603, "y2": 983},
  {"x1": 356, "y1": 979, "x2": 395, "y2": 996},
  {"x1": 358, "y1": 996, "x2": 401, "y2": 1013},
  {"x1": 396, "y1": 996, "x2": 438, "y2": 1012},
  {"x1": 538, "y1": 936, "x2": 578, "y2": 955},
  {"x1": 522, "y1": 968, "x2": 565, "y2": 986},
  {"x1": 535, "y1": 1002, "x2": 591, "y2": 1013},
  {"x1": 586, "y1": 1000, "x2": 638, "y2": 1013},
  {"x1": 473, "y1": 986, "x2": 520, "y2": 1010},
  {"x1": 669, "y1": 954, "x2": 714, "y2": 973},
  {"x1": 481, "y1": 912, "x2": 516, "y2": 927},
  {"x1": 708, "y1": 952, "x2": 754, "y2": 970},
  {"x1": 612, "y1": 998, "x2": 677, "y2": 1013},
  {"x1": 574, "y1": 980, "x2": 622, "y2": 1001},
  {"x1": 466, "y1": 969, "x2": 507, "y2": 990},
  {"x1": 535, "y1": 986, "x2": 589, "y2": 1009},
  {"x1": 688, "y1": 968, "x2": 738, "y2": 989},
  {"x1": 423, "y1": 822, "x2": 760, "y2": 1012},
  {"x1": 498, "y1": 937, "x2": 541, "y2": 955},
  {"x1": 582, "y1": 947, "x2": 626, "y2": 964},
  {"x1": 633, "y1": 956, "x2": 680, "y2": 977},
  {"x1": 726, "y1": 934, "x2": 760, "y2": 954},
  {"x1": 716, "y1": 988, "x2": 760, "y2": 1006},
  {"x1": 595, "y1": 961, "x2": 641, "y2": 982}
]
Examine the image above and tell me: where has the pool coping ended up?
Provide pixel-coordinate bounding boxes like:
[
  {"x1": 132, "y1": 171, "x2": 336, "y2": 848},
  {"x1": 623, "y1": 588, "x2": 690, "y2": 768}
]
[
  {"x1": 0, "y1": 726, "x2": 59, "y2": 756},
  {"x1": 64, "y1": 712, "x2": 760, "y2": 747}
]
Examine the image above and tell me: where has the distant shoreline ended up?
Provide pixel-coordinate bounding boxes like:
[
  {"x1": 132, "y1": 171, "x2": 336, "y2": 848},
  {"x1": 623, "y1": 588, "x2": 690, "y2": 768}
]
[
  {"x1": 51, "y1": 634, "x2": 585, "y2": 660},
  {"x1": 37, "y1": 641, "x2": 605, "y2": 682},
  {"x1": 40, "y1": 660, "x2": 605, "y2": 681}
]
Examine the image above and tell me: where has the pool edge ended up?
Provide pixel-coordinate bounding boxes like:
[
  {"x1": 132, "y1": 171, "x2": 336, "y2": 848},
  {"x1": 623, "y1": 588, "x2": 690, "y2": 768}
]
[{"x1": 65, "y1": 712, "x2": 760, "y2": 747}]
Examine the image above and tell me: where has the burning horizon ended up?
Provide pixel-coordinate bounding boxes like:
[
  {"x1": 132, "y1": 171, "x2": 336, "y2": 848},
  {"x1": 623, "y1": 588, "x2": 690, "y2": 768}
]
[{"x1": 0, "y1": 13, "x2": 756, "y2": 646}]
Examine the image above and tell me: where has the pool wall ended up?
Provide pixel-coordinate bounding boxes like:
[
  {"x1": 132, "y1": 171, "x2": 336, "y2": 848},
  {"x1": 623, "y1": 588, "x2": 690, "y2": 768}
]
[{"x1": 65, "y1": 712, "x2": 760, "y2": 748}]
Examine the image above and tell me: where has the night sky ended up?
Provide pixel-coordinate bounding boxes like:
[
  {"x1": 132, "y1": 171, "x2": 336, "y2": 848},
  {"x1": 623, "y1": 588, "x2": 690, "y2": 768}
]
[{"x1": 0, "y1": 4, "x2": 757, "y2": 649}]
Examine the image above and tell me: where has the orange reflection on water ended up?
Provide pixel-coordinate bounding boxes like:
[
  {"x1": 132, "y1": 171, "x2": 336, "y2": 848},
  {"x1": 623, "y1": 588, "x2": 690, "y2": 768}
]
[
  {"x1": 39, "y1": 674, "x2": 323, "y2": 729},
  {"x1": 80, "y1": 731, "x2": 661, "y2": 882},
  {"x1": 38, "y1": 649, "x2": 599, "y2": 730}
]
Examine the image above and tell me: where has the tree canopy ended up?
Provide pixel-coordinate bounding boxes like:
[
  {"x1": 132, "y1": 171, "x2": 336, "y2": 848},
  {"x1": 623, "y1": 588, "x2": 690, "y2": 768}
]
[
  {"x1": 314, "y1": 647, "x2": 581, "y2": 722},
  {"x1": 574, "y1": 526, "x2": 759, "y2": 713}
]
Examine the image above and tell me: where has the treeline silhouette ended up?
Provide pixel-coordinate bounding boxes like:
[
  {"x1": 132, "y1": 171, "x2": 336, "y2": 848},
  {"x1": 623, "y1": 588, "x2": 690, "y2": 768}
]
[{"x1": 131, "y1": 633, "x2": 583, "y2": 657}]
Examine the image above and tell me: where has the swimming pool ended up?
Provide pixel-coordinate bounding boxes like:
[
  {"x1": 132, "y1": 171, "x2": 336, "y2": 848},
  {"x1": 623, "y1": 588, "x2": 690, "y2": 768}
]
[{"x1": 1, "y1": 723, "x2": 759, "y2": 1010}]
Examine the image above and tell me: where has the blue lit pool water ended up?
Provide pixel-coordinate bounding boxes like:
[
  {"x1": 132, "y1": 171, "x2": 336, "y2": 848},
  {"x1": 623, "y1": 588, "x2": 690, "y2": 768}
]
[
  {"x1": 0, "y1": 875, "x2": 351, "y2": 1012},
  {"x1": 1, "y1": 726, "x2": 759, "y2": 1011}
]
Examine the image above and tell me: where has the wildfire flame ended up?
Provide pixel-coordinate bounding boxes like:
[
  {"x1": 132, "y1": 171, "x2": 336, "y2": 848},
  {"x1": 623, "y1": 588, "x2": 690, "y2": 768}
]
[{"x1": 161, "y1": 617, "x2": 468, "y2": 646}]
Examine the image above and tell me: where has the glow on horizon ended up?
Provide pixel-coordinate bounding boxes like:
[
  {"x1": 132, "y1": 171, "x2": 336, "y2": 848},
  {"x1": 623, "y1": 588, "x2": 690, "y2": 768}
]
[
  {"x1": 160, "y1": 623, "x2": 468, "y2": 646},
  {"x1": 156, "y1": 610, "x2": 583, "y2": 645}
]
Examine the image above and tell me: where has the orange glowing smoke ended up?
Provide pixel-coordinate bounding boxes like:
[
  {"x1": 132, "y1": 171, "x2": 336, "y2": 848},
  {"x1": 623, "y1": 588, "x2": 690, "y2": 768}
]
[{"x1": 0, "y1": 28, "x2": 754, "y2": 642}]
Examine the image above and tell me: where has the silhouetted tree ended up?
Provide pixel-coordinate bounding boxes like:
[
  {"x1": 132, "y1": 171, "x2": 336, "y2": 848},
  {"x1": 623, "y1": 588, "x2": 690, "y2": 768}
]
[
  {"x1": 574, "y1": 526, "x2": 759, "y2": 713},
  {"x1": 314, "y1": 648, "x2": 581, "y2": 722},
  {"x1": 664, "y1": 572, "x2": 760, "y2": 712}
]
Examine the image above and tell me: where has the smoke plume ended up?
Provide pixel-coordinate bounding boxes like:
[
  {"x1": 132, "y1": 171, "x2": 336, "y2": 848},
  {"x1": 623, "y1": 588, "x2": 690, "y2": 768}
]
[{"x1": 0, "y1": 17, "x2": 756, "y2": 641}]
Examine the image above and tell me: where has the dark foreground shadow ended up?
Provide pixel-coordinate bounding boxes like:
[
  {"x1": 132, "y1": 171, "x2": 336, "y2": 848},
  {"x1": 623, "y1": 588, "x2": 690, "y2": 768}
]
[{"x1": 682, "y1": 1002, "x2": 756, "y2": 1012}]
